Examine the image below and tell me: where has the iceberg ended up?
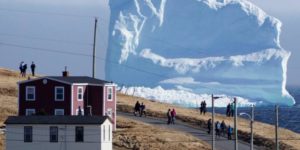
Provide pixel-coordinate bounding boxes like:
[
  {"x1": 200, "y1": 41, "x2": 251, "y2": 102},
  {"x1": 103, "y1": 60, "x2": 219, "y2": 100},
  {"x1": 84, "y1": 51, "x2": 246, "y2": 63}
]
[{"x1": 106, "y1": 0, "x2": 295, "y2": 106}]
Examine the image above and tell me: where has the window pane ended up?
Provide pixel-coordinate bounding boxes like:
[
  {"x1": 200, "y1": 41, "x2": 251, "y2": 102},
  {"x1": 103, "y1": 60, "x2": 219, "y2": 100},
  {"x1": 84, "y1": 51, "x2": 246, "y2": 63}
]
[
  {"x1": 24, "y1": 126, "x2": 32, "y2": 142},
  {"x1": 50, "y1": 127, "x2": 58, "y2": 142},
  {"x1": 75, "y1": 127, "x2": 84, "y2": 142}
]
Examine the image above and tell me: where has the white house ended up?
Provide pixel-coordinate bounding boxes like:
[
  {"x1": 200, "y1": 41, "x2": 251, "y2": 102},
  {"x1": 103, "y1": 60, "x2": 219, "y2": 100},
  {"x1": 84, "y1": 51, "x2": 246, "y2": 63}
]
[{"x1": 4, "y1": 116, "x2": 112, "y2": 150}]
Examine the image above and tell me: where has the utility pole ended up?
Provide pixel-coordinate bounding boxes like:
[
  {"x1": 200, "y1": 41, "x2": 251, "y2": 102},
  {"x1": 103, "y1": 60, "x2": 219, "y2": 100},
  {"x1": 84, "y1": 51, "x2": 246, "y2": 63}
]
[
  {"x1": 92, "y1": 18, "x2": 98, "y2": 78},
  {"x1": 250, "y1": 105, "x2": 254, "y2": 150},
  {"x1": 234, "y1": 97, "x2": 238, "y2": 150},
  {"x1": 212, "y1": 94, "x2": 215, "y2": 150},
  {"x1": 275, "y1": 105, "x2": 279, "y2": 150}
]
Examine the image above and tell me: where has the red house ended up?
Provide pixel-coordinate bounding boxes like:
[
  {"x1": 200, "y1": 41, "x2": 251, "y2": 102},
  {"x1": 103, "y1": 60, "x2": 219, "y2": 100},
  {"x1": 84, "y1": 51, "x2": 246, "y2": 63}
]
[{"x1": 17, "y1": 72, "x2": 117, "y2": 130}]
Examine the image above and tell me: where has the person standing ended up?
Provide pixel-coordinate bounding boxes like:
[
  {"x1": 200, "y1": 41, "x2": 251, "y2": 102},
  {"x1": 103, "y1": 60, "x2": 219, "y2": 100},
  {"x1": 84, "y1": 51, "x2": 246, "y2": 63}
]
[
  {"x1": 221, "y1": 120, "x2": 226, "y2": 136},
  {"x1": 200, "y1": 101, "x2": 203, "y2": 114},
  {"x1": 216, "y1": 121, "x2": 221, "y2": 138},
  {"x1": 228, "y1": 125, "x2": 233, "y2": 140},
  {"x1": 207, "y1": 119, "x2": 212, "y2": 134},
  {"x1": 203, "y1": 101, "x2": 207, "y2": 115},
  {"x1": 167, "y1": 109, "x2": 172, "y2": 125},
  {"x1": 30, "y1": 62, "x2": 36, "y2": 76},
  {"x1": 19, "y1": 61, "x2": 24, "y2": 77},
  {"x1": 226, "y1": 103, "x2": 231, "y2": 117},
  {"x1": 171, "y1": 108, "x2": 176, "y2": 124},
  {"x1": 22, "y1": 64, "x2": 27, "y2": 77},
  {"x1": 134, "y1": 101, "x2": 140, "y2": 116},
  {"x1": 140, "y1": 103, "x2": 146, "y2": 117}
]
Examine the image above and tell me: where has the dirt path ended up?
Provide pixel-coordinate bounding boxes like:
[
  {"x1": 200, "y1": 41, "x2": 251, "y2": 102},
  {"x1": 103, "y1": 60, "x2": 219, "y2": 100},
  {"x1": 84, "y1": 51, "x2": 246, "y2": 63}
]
[{"x1": 118, "y1": 112, "x2": 263, "y2": 150}]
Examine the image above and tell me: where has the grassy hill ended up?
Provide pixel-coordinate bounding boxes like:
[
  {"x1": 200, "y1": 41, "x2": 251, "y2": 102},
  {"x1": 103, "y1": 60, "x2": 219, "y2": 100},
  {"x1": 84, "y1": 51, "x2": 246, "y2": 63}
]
[{"x1": 0, "y1": 68, "x2": 210, "y2": 150}]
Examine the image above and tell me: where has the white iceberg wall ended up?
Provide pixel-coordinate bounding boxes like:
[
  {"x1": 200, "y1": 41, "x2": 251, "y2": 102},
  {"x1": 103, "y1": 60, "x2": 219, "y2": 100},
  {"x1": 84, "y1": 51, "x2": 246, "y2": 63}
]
[{"x1": 106, "y1": 0, "x2": 295, "y2": 106}]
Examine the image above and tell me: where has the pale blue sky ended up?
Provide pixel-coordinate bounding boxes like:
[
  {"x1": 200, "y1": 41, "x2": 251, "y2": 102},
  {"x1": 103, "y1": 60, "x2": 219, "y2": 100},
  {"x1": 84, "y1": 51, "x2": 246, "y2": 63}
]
[{"x1": 0, "y1": 0, "x2": 299, "y2": 85}]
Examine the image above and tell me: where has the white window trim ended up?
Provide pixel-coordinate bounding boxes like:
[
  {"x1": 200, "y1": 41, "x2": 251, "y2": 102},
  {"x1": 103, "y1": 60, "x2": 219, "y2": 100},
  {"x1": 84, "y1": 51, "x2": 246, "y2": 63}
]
[
  {"x1": 55, "y1": 86, "x2": 64, "y2": 101},
  {"x1": 26, "y1": 86, "x2": 35, "y2": 101},
  {"x1": 54, "y1": 109, "x2": 64, "y2": 115},
  {"x1": 107, "y1": 87, "x2": 113, "y2": 101},
  {"x1": 77, "y1": 86, "x2": 83, "y2": 101},
  {"x1": 25, "y1": 109, "x2": 36, "y2": 116}
]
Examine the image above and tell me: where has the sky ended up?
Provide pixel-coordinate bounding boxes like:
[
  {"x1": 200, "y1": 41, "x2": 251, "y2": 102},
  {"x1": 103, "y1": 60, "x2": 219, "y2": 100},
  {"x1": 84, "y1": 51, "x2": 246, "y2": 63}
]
[{"x1": 0, "y1": 0, "x2": 299, "y2": 85}]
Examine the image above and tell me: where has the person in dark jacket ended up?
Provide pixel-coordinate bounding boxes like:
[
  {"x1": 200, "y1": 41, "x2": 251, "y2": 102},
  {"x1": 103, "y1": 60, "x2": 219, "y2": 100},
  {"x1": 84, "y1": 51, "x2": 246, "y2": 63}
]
[
  {"x1": 30, "y1": 62, "x2": 36, "y2": 76},
  {"x1": 203, "y1": 101, "x2": 207, "y2": 115},
  {"x1": 221, "y1": 120, "x2": 226, "y2": 136},
  {"x1": 167, "y1": 109, "x2": 172, "y2": 125},
  {"x1": 228, "y1": 125, "x2": 233, "y2": 140},
  {"x1": 139, "y1": 103, "x2": 146, "y2": 117},
  {"x1": 19, "y1": 61, "x2": 24, "y2": 77},
  {"x1": 226, "y1": 103, "x2": 231, "y2": 117},
  {"x1": 134, "y1": 101, "x2": 140, "y2": 116},
  {"x1": 207, "y1": 119, "x2": 212, "y2": 134}
]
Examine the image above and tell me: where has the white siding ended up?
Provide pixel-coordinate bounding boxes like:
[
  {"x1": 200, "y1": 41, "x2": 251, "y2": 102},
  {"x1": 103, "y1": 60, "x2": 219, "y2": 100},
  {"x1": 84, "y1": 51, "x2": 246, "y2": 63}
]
[{"x1": 6, "y1": 122, "x2": 112, "y2": 150}]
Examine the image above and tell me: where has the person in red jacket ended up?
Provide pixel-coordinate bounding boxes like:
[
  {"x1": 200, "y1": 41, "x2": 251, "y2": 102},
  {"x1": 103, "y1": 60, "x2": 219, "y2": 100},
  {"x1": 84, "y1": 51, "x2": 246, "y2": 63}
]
[{"x1": 171, "y1": 108, "x2": 176, "y2": 124}]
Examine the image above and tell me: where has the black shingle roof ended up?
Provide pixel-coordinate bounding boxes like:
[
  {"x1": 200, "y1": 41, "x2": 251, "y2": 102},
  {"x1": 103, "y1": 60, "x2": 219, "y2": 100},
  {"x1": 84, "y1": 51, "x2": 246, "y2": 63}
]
[
  {"x1": 47, "y1": 76, "x2": 111, "y2": 85},
  {"x1": 5, "y1": 116, "x2": 110, "y2": 125}
]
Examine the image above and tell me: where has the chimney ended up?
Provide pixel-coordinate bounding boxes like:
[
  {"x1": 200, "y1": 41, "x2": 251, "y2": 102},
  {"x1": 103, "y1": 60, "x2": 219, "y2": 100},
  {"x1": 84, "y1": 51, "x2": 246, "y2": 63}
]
[{"x1": 62, "y1": 66, "x2": 69, "y2": 77}]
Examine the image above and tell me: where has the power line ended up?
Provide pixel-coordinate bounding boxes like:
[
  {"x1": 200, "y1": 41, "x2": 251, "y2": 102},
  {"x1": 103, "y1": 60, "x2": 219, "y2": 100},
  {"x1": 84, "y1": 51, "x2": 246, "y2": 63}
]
[
  {"x1": 0, "y1": 32, "x2": 93, "y2": 46},
  {"x1": 0, "y1": 8, "x2": 94, "y2": 19}
]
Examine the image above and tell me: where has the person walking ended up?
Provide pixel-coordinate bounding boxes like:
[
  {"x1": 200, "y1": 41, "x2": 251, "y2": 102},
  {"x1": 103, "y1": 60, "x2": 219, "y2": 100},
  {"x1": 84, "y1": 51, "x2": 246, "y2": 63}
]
[
  {"x1": 226, "y1": 103, "x2": 230, "y2": 117},
  {"x1": 200, "y1": 101, "x2": 204, "y2": 114},
  {"x1": 221, "y1": 120, "x2": 226, "y2": 136},
  {"x1": 171, "y1": 108, "x2": 176, "y2": 124},
  {"x1": 207, "y1": 119, "x2": 212, "y2": 134},
  {"x1": 134, "y1": 101, "x2": 140, "y2": 116},
  {"x1": 30, "y1": 62, "x2": 36, "y2": 76},
  {"x1": 227, "y1": 125, "x2": 233, "y2": 140},
  {"x1": 139, "y1": 103, "x2": 146, "y2": 117},
  {"x1": 167, "y1": 109, "x2": 172, "y2": 125},
  {"x1": 203, "y1": 101, "x2": 207, "y2": 115}
]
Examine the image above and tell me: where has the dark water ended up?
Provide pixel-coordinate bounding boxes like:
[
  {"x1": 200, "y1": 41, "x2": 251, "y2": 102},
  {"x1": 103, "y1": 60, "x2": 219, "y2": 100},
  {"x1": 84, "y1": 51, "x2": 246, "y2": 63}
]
[{"x1": 210, "y1": 86, "x2": 300, "y2": 133}]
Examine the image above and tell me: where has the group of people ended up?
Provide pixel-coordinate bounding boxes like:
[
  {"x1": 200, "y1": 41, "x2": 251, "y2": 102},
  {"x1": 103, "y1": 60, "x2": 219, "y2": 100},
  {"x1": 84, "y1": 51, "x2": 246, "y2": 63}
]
[
  {"x1": 199, "y1": 101, "x2": 207, "y2": 115},
  {"x1": 19, "y1": 61, "x2": 36, "y2": 77},
  {"x1": 207, "y1": 119, "x2": 233, "y2": 140},
  {"x1": 134, "y1": 101, "x2": 146, "y2": 117},
  {"x1": 226, "y1": 102, "x2": 236, "y2": 117},
  {"x1": 167, "y1": 108, "x2": 176, "y2": 125}
]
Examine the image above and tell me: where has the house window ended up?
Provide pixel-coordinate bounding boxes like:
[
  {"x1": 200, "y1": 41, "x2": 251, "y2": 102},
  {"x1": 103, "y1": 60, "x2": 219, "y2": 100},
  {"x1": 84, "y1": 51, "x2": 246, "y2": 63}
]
[
  {"x1": 76, "y1": 109, "x2": 84, "y2": 116},
  {"x1": 77, "y1": 87, "x2": 83, "y2": 101},
  {"x1": 75, "y1": 127, "x2": 84, "y2": 142},
  {"x1": 25, "y1": 109, "x2": 35, "y2": 116},
  {"x1": 24, "y1": 126, "x2": 32, "y2": 142},
  {"x1": 26, "y1": 86, "x2": 35, "y2": 101},
  {"x1": 107, "y1": 87, "x2": 113, "y2": 101},
  {"x1": 55, "y1": 87, "x2": 64, "y2": 101},
  {"x1": 50, "y1": 126, "x2": 58, "y2": 142},
  {"x1": 54, "y1": 109, "x2": 64, "y2": 116},
  {"x1": 106, "y1": 108, "x2": 112, "y2": 118}
]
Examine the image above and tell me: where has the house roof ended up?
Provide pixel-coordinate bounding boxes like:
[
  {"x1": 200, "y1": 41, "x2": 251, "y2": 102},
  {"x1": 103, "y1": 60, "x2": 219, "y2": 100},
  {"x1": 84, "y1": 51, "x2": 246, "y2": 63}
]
[
  {"x1": 18, "y1": 76, "x2": 113, "y2": 85},
  {"x1": 47, "y1": 76, "x2": 111, "y2": 85},
  {"x1": 5, "y1": 116, "x2": 111, "y2": 125}
]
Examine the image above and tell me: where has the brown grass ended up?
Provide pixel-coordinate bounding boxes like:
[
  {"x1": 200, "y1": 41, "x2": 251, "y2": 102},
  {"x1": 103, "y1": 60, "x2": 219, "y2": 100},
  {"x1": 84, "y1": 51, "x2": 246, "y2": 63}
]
[
  {"x1": 113, "y1": 116, "x2": 211, "y2": 150},
  {"x1": 117, "y1": 93, "x2": 300, "y2": 150}
]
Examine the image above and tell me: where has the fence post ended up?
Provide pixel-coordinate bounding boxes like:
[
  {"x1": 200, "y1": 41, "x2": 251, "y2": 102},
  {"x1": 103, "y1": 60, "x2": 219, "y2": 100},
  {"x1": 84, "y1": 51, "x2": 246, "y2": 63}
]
[
  {"x1": 212, "y1": 94, "x2": 215, "y2": 150},
  {"x1": 275, "y1": 105, "x2": 279, "y2": 150},
  {"x1": 234, "y1": 97, "x2": 238, "y2": 150}
]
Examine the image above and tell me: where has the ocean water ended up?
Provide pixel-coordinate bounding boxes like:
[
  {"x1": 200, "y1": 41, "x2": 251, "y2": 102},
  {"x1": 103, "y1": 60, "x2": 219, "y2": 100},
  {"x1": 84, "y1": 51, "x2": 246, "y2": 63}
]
[{"x1": 212, "y1": 86, "x2": 300, "y2": 134}]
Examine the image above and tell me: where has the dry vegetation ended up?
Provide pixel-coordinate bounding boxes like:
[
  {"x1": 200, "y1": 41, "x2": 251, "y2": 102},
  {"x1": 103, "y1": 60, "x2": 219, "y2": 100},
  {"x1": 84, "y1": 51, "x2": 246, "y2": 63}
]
[
  {"x1": 114, "y1": 116, "x2": 210, "y2": 150},
  {"x1": 117, "y1": 93, "x2": 300, "y2": 150}
]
